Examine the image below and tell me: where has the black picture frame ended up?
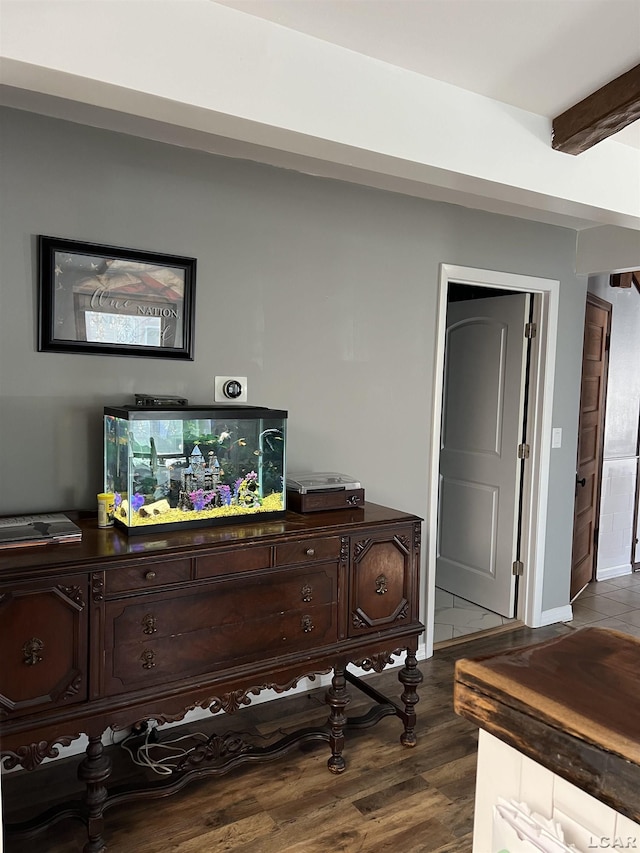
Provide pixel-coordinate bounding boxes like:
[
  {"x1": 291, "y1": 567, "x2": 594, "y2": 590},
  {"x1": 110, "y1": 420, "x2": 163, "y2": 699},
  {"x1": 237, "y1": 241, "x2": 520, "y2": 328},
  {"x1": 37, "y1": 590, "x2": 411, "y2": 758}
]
[{"x1": 38, "y1": 236, "x2": 196, "y2": 359}]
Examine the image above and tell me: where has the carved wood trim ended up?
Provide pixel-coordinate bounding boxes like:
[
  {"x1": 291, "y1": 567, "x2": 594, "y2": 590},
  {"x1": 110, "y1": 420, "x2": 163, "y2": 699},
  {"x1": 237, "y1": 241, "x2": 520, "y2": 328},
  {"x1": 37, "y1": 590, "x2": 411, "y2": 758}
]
[
  {"x1": 57, "y1": 585, "x2": 85, "y2": 609},
  {"x1": 175, "y1": 732, "x2": 251, "y2": 771},
  {"x1": 352, "y1": 598, "x2": 408, "y2": 629},
  {"x1": 353, "y1": 539, "x2": 369, "y2": 560},
  {"x1": 91, "y1": 573, "x2": 105, "y2": 602},
  {"x1": 129, "y1": 670, "x2": 334, "y2": 728},
  {"x1": 352, "y1": 611, "x2": 367, "y2": 629},
  {"x1": 396, "y1": 535, "x2": 409, "y2": 551},
  {"x1": 1, "y1": 735, "x2": 79, "y2": 771},
  {"x1": 62, "y1": 673, "x2": 83, "y2": 699},
  {"x1": 351, "y1": 648, "x2": 405, "y2": 673}
]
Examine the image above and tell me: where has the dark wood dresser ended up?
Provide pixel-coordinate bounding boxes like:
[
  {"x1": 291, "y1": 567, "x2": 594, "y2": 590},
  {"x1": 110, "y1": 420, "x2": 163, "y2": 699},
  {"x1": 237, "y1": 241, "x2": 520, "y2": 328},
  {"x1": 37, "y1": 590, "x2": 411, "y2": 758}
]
[{"x1": 0, "y1": 503, "x2": 424, "y2": 852}]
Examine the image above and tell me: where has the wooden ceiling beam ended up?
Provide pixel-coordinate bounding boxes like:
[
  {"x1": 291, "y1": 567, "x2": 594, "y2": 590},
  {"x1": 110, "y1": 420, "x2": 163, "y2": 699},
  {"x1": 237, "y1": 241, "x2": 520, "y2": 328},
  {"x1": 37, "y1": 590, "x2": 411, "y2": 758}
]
[
  {"x1": 552, "y1": 64, "x2": 640, "y2": 155},
  {"x1": 610, "y1": 271, "x2": 640, "y2": 294}
]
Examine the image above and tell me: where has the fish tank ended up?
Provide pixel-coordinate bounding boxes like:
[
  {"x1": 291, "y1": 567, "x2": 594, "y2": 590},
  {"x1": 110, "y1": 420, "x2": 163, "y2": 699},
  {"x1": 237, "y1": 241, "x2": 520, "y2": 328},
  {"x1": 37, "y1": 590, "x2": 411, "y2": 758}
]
[{"x1": 104, "y1": 405, "x2": 287, "y2": 533}]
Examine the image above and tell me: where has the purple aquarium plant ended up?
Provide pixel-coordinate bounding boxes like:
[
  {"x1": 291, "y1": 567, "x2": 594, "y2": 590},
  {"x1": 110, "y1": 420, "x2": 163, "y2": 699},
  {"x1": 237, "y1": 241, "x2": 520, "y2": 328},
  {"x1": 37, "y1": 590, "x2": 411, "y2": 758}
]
[
  {"x1": 131, "y1": 493, "x2": 145, "y2": 512},
  {"x1": 217, "y1": 484, "x2": 232, "y2": 506},
  {"x1": 189, "y1": 489, "x2": 216, "y2": 512}
]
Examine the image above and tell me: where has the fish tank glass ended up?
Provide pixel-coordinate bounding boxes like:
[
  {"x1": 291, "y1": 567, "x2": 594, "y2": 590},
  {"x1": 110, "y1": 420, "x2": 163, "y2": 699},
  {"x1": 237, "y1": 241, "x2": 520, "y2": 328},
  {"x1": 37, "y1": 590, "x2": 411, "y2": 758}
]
[{"x1": 104, "y1": 405, "x2": 287, "y2": 533}]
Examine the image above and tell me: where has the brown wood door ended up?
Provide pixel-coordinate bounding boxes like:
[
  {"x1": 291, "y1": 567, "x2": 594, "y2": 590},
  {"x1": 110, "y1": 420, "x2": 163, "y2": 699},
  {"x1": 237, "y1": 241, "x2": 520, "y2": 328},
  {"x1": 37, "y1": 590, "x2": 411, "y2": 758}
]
[{"x1": 570, "y1": 293, "x2": 612, "y2": 600}]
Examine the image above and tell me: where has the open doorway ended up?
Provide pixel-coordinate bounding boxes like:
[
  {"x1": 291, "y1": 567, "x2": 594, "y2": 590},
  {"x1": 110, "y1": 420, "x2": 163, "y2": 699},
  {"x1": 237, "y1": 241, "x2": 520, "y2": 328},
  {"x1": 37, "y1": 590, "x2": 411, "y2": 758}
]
[
  {"x1": 425, "y1": 265, "x2": 560, "y2": 657},
  {"x1": 434, "y1": 284, "x2": 531, "y2": 643}
]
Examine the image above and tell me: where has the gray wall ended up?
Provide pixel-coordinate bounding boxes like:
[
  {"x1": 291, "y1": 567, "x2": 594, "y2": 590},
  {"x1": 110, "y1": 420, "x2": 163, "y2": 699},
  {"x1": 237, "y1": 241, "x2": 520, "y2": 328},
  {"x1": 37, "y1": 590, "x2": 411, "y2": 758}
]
[{"x1": 0, "y1": 108, "x2": 587, "y2": 613}]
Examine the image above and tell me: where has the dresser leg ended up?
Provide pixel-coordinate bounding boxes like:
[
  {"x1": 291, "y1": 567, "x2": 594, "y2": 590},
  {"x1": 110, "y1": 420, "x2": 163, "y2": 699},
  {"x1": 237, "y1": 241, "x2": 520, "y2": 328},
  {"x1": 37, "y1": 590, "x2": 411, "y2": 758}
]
[
  {"x1": 78, "y1": 735, "x2": 111, "y2": 853},
  {"x1": 326, "y1": 665, "x2": 350, "y2": 774},
  {"x1": 398, "y1": 647, "x2": 422, "y2": 747}
]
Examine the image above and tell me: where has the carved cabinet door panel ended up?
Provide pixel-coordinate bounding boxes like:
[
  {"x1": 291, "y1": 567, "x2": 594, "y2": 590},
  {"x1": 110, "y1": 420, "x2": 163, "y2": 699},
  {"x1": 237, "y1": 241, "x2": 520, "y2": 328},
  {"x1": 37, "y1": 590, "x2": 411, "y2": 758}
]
[
  {"x1": 0, "y1": 576, "x2": 88, "y2": 717},
  {"x1": 349, "y1": 526, "x2": 414, "y2": 636}
]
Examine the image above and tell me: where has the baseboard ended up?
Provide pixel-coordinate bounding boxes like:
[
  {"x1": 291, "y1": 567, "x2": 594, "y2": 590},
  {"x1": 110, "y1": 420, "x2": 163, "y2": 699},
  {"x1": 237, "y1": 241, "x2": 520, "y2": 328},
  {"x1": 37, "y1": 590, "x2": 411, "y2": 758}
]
[
  {"x1": 417, "y1": 638, "x2": 428, "y2": 661},
  {"x1": 596, "y1": 565, "x2": 633, "y2": 581},
  {"x1": 539, "y1": 604, "x2": 573, "y2": 626}
]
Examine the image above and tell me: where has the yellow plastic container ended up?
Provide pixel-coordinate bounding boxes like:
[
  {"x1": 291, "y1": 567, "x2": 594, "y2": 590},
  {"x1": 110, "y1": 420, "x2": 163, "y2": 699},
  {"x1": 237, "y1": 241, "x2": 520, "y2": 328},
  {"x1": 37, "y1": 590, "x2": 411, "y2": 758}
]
[{"x1": 97, "y1": 492, "x2": 115, "y2": 528}]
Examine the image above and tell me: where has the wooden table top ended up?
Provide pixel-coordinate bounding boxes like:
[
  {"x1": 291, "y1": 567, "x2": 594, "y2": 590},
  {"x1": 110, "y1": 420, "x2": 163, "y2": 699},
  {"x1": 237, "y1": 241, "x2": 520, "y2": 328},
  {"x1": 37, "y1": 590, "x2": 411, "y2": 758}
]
[{"x1": 453, "y1": 626, "x2": 640, "y2": 822}]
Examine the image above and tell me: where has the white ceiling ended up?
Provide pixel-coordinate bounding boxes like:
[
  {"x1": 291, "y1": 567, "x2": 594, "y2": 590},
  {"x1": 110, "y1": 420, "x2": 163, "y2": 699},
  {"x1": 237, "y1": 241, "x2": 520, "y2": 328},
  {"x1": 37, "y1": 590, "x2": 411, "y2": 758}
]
[
  {"x1": 1, "y1": 0, "x2": 638, "y2": 244},
  {"x1": 214, "y1": 0, "x2": 640, "y2": 148}
]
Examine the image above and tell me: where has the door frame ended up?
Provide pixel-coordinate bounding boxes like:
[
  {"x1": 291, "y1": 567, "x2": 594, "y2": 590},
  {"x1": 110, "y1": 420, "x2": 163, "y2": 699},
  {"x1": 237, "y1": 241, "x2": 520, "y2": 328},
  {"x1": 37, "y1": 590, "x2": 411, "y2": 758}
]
[{"x1": 425, "y1": 264, "x2": 560, "y2": 657}]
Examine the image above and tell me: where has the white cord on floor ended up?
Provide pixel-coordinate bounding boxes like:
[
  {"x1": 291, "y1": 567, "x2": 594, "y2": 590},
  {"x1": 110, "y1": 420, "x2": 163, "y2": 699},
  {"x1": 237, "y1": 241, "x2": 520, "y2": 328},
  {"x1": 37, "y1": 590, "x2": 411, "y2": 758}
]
[
  {"x1": 121, "y1": 724, "x2": 289, "y2": 776},
  {"x1": 121, "y1": 727, "x2": 210, "y2": 776}
]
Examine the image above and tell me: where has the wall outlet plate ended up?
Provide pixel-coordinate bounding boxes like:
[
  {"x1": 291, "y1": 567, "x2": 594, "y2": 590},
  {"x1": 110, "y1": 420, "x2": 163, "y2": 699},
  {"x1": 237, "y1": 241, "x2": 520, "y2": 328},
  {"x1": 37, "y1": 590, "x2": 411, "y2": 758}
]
[{"x1": 214, "y1": 376, "x2": 248, "y2": 403}]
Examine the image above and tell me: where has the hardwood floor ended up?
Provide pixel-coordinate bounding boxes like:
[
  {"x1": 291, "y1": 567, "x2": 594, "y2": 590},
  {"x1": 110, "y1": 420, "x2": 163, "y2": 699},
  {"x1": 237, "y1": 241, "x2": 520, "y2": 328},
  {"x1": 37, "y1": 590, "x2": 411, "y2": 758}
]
[{"x1": 2, "y1": 623, "x2": 572, "y2": 853}]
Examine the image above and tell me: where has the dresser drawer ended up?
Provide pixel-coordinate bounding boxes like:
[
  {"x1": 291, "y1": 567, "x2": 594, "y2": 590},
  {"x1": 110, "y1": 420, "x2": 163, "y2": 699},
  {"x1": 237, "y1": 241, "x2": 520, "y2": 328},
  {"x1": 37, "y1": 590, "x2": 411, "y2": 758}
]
[
  {"x1": 104, "y1": 559, "x2": 191, "y2": 594},
  {"x1": 103, "y1": 602, "x2": 337, "y2": 696},
  {"x1": 196, "y1": 546, "x2": 271, "y2": 579},
  {"x1": 275, "y1": 536, "x2": 341, "y2": 566},
  {"x1": 104, "y1": 565, "x2": 338, "y2": 647}
]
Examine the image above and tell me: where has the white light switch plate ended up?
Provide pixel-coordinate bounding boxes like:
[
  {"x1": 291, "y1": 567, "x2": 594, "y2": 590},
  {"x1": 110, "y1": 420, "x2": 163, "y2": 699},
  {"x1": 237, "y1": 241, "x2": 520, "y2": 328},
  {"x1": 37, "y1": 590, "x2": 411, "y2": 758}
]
[{"x1": 552, "y1": 428, "x2": 562, "y2": 448}]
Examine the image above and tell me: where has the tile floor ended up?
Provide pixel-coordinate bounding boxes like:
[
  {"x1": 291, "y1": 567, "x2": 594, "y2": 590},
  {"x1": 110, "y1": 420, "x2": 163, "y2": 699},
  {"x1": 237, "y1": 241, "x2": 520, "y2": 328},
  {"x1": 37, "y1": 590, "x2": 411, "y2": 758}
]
[
  {"x1": 433, "y1": 586, "x2": 517, "y2": 644},
  {"x1": 434, "y1": 570, "x2": 640, "y2": 644},
  {"x1": 569, "y1": 571, "x2": 640, "y2": 638}
]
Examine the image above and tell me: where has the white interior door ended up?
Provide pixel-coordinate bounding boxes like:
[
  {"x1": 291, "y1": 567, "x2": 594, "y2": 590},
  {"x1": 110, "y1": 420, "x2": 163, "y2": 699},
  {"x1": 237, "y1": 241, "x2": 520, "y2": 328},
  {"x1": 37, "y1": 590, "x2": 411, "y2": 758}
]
[{"x1": 437, "y1": 293, "x2": 529, "y2": 617}]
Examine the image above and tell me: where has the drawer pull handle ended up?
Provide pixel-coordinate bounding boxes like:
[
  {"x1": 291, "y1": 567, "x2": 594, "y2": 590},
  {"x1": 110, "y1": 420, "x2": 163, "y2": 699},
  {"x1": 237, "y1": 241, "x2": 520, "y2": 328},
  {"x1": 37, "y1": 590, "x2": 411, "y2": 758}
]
[
  {"x1": 305, "y1": 548, "x2": 315, "y2": 557},
  {"x1": 141, "y1": 649, "x2": 156, "y2": 669},
  {"x1": 142, "y1": 614, "x2": 157, "y2": 635},
  {"x1": 145, "y1": 571, "x2": 157, "y2": 581},
  {"x1": 301, "y1": 584, "x2": 313, "y2": 603},
  {"x1": 301, "y1": 615, "x2": 314, "y2": 633},
  {"x1": 375, "y1": 574, "x2": 388, "y2": 595},
  {"x1": 23, "y1": 637, "x2": 44, "y2": 666}
]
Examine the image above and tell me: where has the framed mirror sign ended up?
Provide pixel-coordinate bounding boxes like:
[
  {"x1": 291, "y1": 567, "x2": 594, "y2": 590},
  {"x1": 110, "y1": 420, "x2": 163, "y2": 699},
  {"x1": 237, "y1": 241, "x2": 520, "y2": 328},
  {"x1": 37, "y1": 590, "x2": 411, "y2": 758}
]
[{"x1": 38, "y1": 236, "x2": 196, "y2": 359}]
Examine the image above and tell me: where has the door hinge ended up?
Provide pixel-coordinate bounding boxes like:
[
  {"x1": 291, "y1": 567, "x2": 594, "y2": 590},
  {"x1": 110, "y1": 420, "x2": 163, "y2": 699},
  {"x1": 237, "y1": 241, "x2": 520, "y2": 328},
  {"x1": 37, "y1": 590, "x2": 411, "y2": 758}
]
[
  {"x1": 512, "y1": 560, "x2": 524, "y2": 576},
  {"x1": 525, "y1": 322, "x2": 537, "y2": 339},
  {"x1": 517, "y1": 443, "x2": 530, "y2": 459},
  {"x1": 605, "y1": 333, "x2": 611, "y2": 352}
]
